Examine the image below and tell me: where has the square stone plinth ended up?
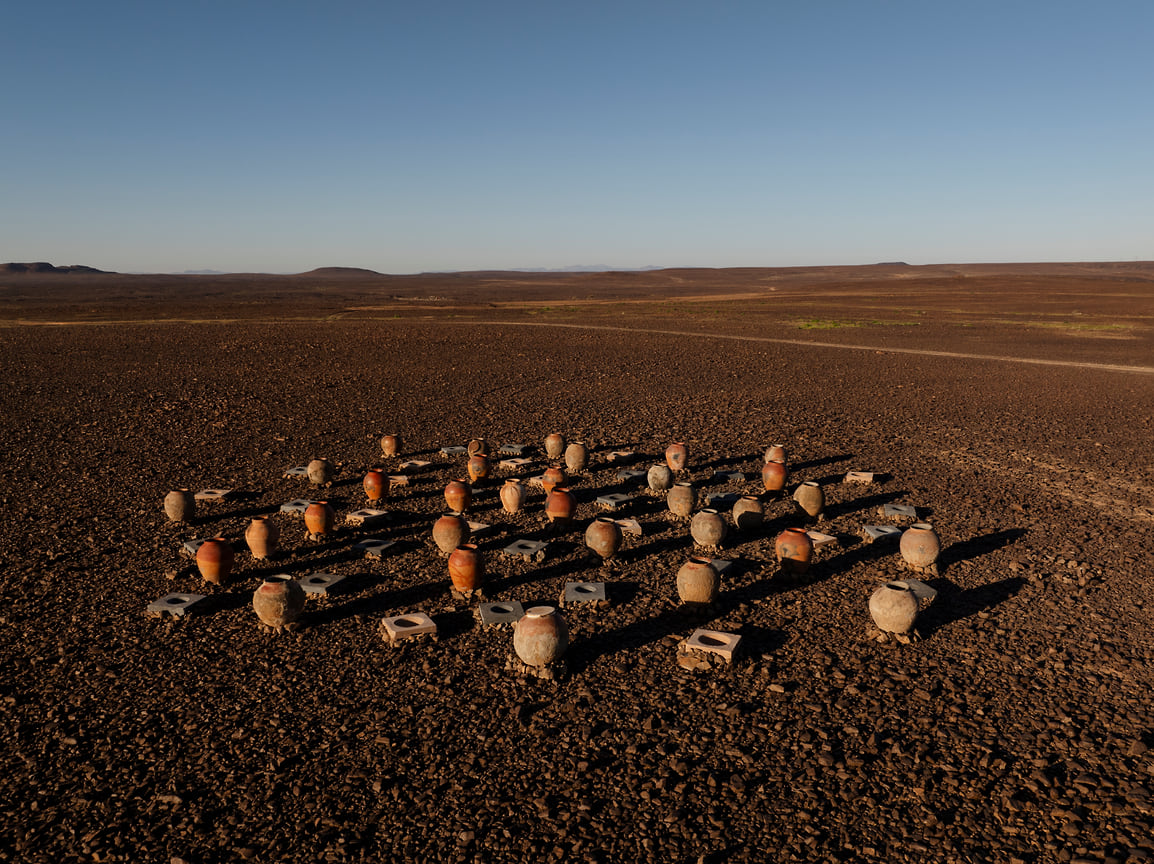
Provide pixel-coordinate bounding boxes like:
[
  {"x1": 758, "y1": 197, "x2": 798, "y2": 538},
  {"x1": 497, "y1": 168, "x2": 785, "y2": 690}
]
[
  {"x1": 356, "y1": 538, "x2": 397, "y2": 558},
  {"x1": 440, "y1": 445, "x2": 468, "y2": 457},
  {"x1": 476, "y1": 601, "x2": 525, "y2": 628},
  {"x1": 283, "y1": 466, "x2": 309, "y2": 479},
  {"x1": 502, "y1": 539, "x2": 549, "y2": 562},
  {"x1": 713, "y1": 471, "x2": 746, "y2": 483},
  {"x1": 499, "y1": 457, "x2": 534, "y2": 470},
  {"x1": 596, "y1": 493, "x2": 634, "y2": 511},
  {"x1": 607, "y1": 451, "x2": 636, "y2": 463},
  {"x1": 147, "y1": 593, "x2": 207, "y2": 618},
  {"x1": 563, "y1": 581, "x2": 606, "y2": 605},
  {"x1": 195, "y1": 488, "x2": 233, "y2": 502},
  {"x1": 862, "y1": 525, "x2": 902, "y2": 543},
  {"x1": 346, "y1": 508, "x2": 389, "y2": 528},
  {"x1": 709, "y1": 559, "x2": 735, "y2": 578},
  {"x1": 499, "y1": 443, "x2": 529, "y2": 456},
  {"x1": 844, "y1": 471, "x2": 877, "y2": 485},
  {"x1": 380, "y1": 613, "x2": 437, "y2": 645},
  {"x1": 615, "y1": 518, "x2": 643, "y2": 536},
  {"x1": 467, "y1": 520, "x2": 493, "y2": 537},
  {"x1": 615, "y1": 469, "x2": 647, "y2": 483},
  {"x1": 890, "y1": 577, "x2": 938, "y2": 605},
  {"x1": 280, "y1": 499, "x2": 312, "y2": 515},
  {"x1": 806, "y1": 530, "x2": 838, "y2": 549},
  {"x1": 299, "y1": 572, "x2": 346, "y2": 597},
  {"x1": 181, "y1": 538, "x2": 210, "y2": 558},
  {"x1": 684, "y1": 629, "x2": 742, "y2": 663},
  {"x1": 388, "y1": 474, "x2": 409, "y2": 488},
  {"x1": 706, "y1": 492, "x2": 740, "y2": 508},
  {"x1": 880, "y1": 503, "x2": 918, "y2": 521},
  {"x1": 397, "y1": 460, "x2": 431, "y2": 474}
]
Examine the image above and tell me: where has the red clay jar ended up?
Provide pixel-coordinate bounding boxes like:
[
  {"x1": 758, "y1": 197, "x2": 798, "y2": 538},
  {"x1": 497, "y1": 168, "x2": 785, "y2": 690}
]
[
  {"x1": 363, "y1": 469, "x2": 387, "y2": 502},
  {"x1": 762, "y1": 459, "x2": 788, "y2": 493},
  {"x1": 467, "y1": 454, "x2": 491, "y2": 483},
  {"x1": 252, "y1": 575, "x2": 306, "y2": 629},
  {"x1": 775, "y1": 527, "x2": 813, "y2": 574},
  {"x1": 196, "y1": 537, "x2": 234, "y2": 585},
  {"x1": 432, "y1": 512, "x2": 470, "y2": 555},
  {"x1": 584, "y1": 516, "x2": 623, "y2": 560},
  {"x1": 763, "y1": 443, "x2": 786, "y2": 464},
  {"x1": 542, "y1": 464, "x2": 566, "y2": 494},
  {"x1": 444, "y1": 479, "x2": 472, "y2": 513},
  {"x1": 448, "y1": 543, "x2": 484, "y2": 593},
  {"x1": 245, "y1": 516, "x2": 279, "y2": 560},
  {"x1": 665, "y1": 442, "x2": 689, "y2": 472},
  {"x1": 545, "y1": 486, "x2": 576, "y2": 525},
  {"x1": 304, "y1": 500, "x2": 336, "y2": 536}
]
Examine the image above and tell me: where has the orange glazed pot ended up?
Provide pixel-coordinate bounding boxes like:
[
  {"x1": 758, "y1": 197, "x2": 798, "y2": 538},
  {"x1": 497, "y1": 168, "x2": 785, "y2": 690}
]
[
  {"x1": 545, "y1": 487, "x2": 576, "y2": 525},
  {"x1": 775, "y1": 527, "x2": 813, "y2": 575},
  {"x1": 363, "y1": 469, "x2": 387, "y2": 502},
  {"x1": 467, "y1": 454, "x2": 491, "y2": 483},
  {"x1": 542, "y1": 465, "x2": 566, "y2": 495},
  {"x1": 665, "y1": 442, "x2": 689, "y2": 472},
  {"x1": 304, "y1": 501, "x2": 336, "y2": 536},
  {"x1": 444, "y1": 479, "x2": 472, "y2": 513},
  {"x1": 196, "y1": 538, "x2": 234, "y2": 585},
  {"x1": 432, "y1": 512, "x2": 470, "y2": 555},
  {"x1": 762, "y1": 459, "x2": 788, "y2": 493},
  {"x1": 448, "y1": 543, "x2": 484, "y2": 593},
  {"x1": 244, "y1": 516, "x2": 279, "y2": 560},
  {"x1": 513, "y1": 606, "x2": 569, "y2": 667}
]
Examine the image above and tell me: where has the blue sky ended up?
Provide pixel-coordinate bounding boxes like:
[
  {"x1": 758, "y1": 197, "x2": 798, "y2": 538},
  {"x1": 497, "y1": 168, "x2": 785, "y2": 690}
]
[{"x1": 2, "y1": 1, "x2": 1151, "y2": 273}]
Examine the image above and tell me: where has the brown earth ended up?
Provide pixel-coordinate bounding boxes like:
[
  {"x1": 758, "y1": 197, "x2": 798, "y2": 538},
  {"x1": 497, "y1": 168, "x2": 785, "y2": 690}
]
[{"x1": 2, "y1": 263, "x2": 1154, "y2": 863}]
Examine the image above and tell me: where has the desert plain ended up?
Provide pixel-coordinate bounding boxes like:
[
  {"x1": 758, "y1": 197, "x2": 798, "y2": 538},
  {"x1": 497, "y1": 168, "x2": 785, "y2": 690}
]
[{"x1": 1, "y1": 261, "x2": 1153, "y2": 863}]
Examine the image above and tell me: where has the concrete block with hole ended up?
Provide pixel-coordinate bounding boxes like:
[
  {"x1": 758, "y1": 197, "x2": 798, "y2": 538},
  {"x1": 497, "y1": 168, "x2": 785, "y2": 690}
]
[
  {"x1": 499, "y1": 443, "x2": 529, "y2": 456},
  {"x1": 299, "y1": 572, "x2": 346, "y2": 597},
  {"x1": 476, "y1": 601, "x2": 525, "y2": 628},
  {"x1": 440, "y1": 445, "x2": 468, "y2": 457},
  {"x1": 356, "y1": 538, "x2": 397, "y2": 558},
  {"x1": 806, "y1": 530, "x2": 838, "y2": 549},
  {"x1": 615, "y1": 469, "x2": 647, "y2": 483},
  {"x1": 147, "y1": 593, "x2": 207, "y2": 618},
  {"x1": 880, "y1": 503, "x2": 918, "y2": 521},
  {"x1": 345, "y1": 508, "x2": 389, "y2": 528},
  {"x1": 283, "y1": 466, "x2": 308, "y2": 479},
  {"x1": 397, "y1": 460, "x2": 431, "y2": 473},
  {"x1": 706, "y1": 492, "x2": 740, "y2": 508},
  {"x1": 683, "y1": 629, "x2": 742, "y2": 663},
  {"x1": 195, "y1": 488, "x2": 233, "y2": 502},
  {"x1": 596, "y1": 493, "x2": 634, "y2": 511},
  {"x1": 503, "y1": 539, "x2": 549, "y2": 562},
  {"x1": 499, "y1": 457, "x2": 534, "y2": 470},
  {"x1": 844, "y1": 471, "x2": 877, "y2": 485},
  {"x1": 862, "y1": 524, "x2": 902, "y2": 543},
  {"x1": 563, "y1": 581, "x2": 606, "y2": 605},
  {"x1": 181, "y1": 538, "x2": 210, "y2": 559},
  {"x1": 280, "y1": 499, "x2": 313, "y2": 515},
  {"x1": 607, "y1": 451, "x2": 636, "y2": 463},
  {"x1": 713, "y1": 471, "x2": 746, "y2": 482},
  {"x1": 380, "y1": 613, "x2": 437, "y2": 645},
  {"x1": 615, "y1": 517, "x2": 643, "y2": 536}
]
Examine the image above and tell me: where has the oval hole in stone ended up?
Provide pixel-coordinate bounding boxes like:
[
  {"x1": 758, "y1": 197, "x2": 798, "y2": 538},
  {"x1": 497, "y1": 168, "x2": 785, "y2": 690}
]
[
  {"x1": 576, "y1": 585, "x2": 596, "y2": 594},
  {"x1": 492, "y1": 604, "x2": 513, "y2": 614},
  {"x1": 307, "y1": 576, "x2": 326, "y2": 585},
  {"x1": 167, "y1": 597, "x2": 186, "y2": 605},
  {"x1": 698, "y1": 634, "x2": 727, "y2": 647},
  {"x1": 395, "y1": 617, "x2": 420, "y2": 628}
]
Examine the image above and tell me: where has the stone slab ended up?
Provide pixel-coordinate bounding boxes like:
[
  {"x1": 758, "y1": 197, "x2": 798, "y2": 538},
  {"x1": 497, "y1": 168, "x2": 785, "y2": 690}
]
[
  {"x1": 563, "y1": 581, "x2": 606, "y2": 604},
  {"x1": 527, "y1": 475, "x2": 546, "y2": 489},
  {"x1": 891, "y1": 577, "x2": 938, "y2": 605},
  {"x1": 397, "y1": 460, "x2": 431, "y2": 473},
  {"x1": 499, "y1": 457, "x2": 534, "y2": 470},
  {"x1": 684, "y1": 629, "x2": 742, "y2": 663},
  {"x1": 381, "y1": 613, "x2": 437, "y2": 644},
  {"x1": 283, "y1": 466, "x2": 309, "y2": 479},
  {"x1": 194, "y1": 488, "x2": 233, "y2": 502},
  {"x1": 862, "y1": 524, "x2": 902, "y2": 543},
  {"x1": 709, "y1": 559, "x2": 735, "y2": 577},
  {"x1": 880, "y1": 503, "x2": 919, "y2": 520},
  {"x1": 498, "y1": 443, "x2": 529, "y2": 456},
  {"x1": 356, "y1": 538, "x2": 397, "y2": 558},
  {"x1": 147, "y1": 592, "x2": 207, "y2": 617},
  {"x1": 713, "y1": 471, "x2": 747, "y2": 482},
  {"x1": 844, "y1": 471, "x2": 877, "y2": 485},
  {"x1": 615, "y1": 518, "x2": 643, "y2": 536},
  {"x1": 345, "y1": 508, "x2": 390, "y2": 527},
  {"x1": 440, "y1": 445, "x2": 468, "y2": 457},
  {"x1": 280, "y1": 499, "x2": 313, "y2": 515},
  {"x1": 806, "y1": 530, "x2": 838, "y2": 549},
  {"x1": 181, "y1": 538, "x2": 210, "y2": 558},
  {"x1": 596, "y1": 493, "x2": 634, "y2": 511},
  {"x1": 615, "y1": 469, "x2": 647, "y2": 483},
  {"x1": 467, "y1": 520, "x2": 493, "y2": 537},
  {"x1": 299, "y1": 572, "x2": 346, "y2": 596},
  {"x1": 607, "y1": 451, "x2": 636, "y2": 463},
  {"x1": 476, "y1": 600, "x2": 525, "y2": 628},
  {"x1": 706, "y1": 492, "x2": 741, "y2": 508},
  {"x1": 502, "y1": 539, "x2": 549, "y2": 562},
  {"x1": 388, "y1": 474, "x2": 410, "y2": 488}
]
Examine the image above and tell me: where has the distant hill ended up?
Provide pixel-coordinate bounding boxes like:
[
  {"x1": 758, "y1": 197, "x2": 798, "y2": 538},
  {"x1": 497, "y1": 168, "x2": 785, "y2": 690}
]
[
  {"x1": 295, "y1": 266, "x2": 384, "y2": 277},
  {"x1": 0, "y1": 262, "x2": 111, "y2": 274}
]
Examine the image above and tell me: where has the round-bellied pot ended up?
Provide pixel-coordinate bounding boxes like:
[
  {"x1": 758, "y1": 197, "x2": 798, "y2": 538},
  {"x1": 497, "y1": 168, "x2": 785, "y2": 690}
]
[
  {"x1": 690, "y1": 508, "x2": 727, "y2": 548},
  {"x1": 545, "y1": 486, "x2": 576, "y2": 525},
  {"x1": 245, "y1": 516, "x2": 279, "y2": 560},
  {"x1": 667, "y1": 482, "x2": 696, "y2": 518},
  {"x1": 774, "y1": 527, "x2": 813, "y2": 575},
  {"x1": 542, "y1": 464, "x2": 566, "y2": 494},
  {"x1": 544, "y1": 433, "x2": 566, "y2": 460},
  {"x1": 363, "y1": 469, "x2": 387, "y2": 503},
  {"x1": 762, "y1": 459, "x2": 788, "y2": 493},
  {"x1": 307, "y1": 457, "x2": 334, "y2": 486},
  {"x1": 564, "y1": 441, "x2": 588, "y2": 473},
  {"x1": 665, "y1": 442, "x2": 689, "y2": 472},
  {"x1": 732, "y1": 495, "x2": 765, "y2": 530},
  {"x1": 793, "y1": 481, "x2": 825, "y2": 519},
  {"x1": 513, "y1": 606, "x2": 569, "y2": 667},
  {"x1": 448, "y1": 543, "x2": 484, "y2": 593},
  {"x1": 500, "y1": 479, "x2": 526, "y2": 514},
  {"x1": 467, "y1": 438, "x2": 490, "y2": 457},
  {"x1": 900, "y1": 523, "x2": 941, "y2": 570},
  {"x1": 163, "y1": 488, "x2": 196, "y2": 523},
  {"x1": 648, "y1": 464, "x2": 674, "y2": 492},
  {"x1": 584, "y1": 516, "x2": 623, "y2": 560},
  {"x1": 869, "y1": 581, "x2": 920, "y2": 635},
  {"x1": 252, "y1": 575, "x2": 306, "y2": 630},
  {"x1": 444, "y1": 479, "x2": 472, "y2": 513},
  {"x1": 432, "y1": 512, "x2": 470, "y2": 555},
  {"x1": 304, "y1": 501, "x2": 336, "y2": 536},
  {"x1": 379, "y1": 434, "x2": 400, "y2": 458},
  {"x1": 467, "y1": 453, "x2": 491, "y2": 483},
  {"x1": 677, "y1": 557, "x2": 720, "y2": 605},
  {"x1": 763, "y1": 443, "x2": 786, "y2": 464},
  {"x1": 196, "y1": 538, "x2": 234, "y2": 585}
]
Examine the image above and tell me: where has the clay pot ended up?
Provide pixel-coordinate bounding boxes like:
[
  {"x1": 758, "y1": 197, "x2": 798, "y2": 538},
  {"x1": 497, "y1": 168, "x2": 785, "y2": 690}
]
[
  {"x1": 677, "y1": 557, "x2": 720, "y2": 605},
  {"x1": 545, "y1": 486, "x2": 576, "y2": 525},
  {"x1": 196, "y1": 538, "x2": 234, "y2": 585},
  {"x1": 869, "y1": 581, "x2": 920, "y2": 634},
  {"x1": 448, "y1": 543, "x2": 484, "y2": 593},
  {"x1": 764, "y1": 443, "x2": 787, "y2": 464},
  {"x1": 762, "y1": 459, "x2": 788, "y2": 493},
  {"x1": 665, "y1": 442, "x2": 689, "y2": 472},
  {"x1": 732, "y1": 495, "x2": 765, "y2": 530},
  {"x1": 690, "y1": 508, "x2": 727, "y2": 548},
  {"x1": 466, "y1": 453, "x2": 491, "y2": 483},
  {"x1": 244, "y1": 516, "x2": 279, "y2": 560},
  {"x1": 379, "y1": 434, "x2": 400, "y2": 457},
  {"x1": 564, "y1": 441, "x2": 588, "y2": 473},
  {"x1": 163, "y1": 488, "x2": 196, "y2": 523},
  {"x1": 542, "y1": 464, "x2": 566, "y2": 494},
  {"x1": 467, "y1": 438, "x2": 490, "y2": 457},
  {"x1": 544, "y1": 433, "x2": 566, "y2": 460},
  {"x1": 252, "y1": 575, "x2": 306, "y2": 630},
  {"x1": 774, "y1": 527, "x2": 813, "y2": 574},
  {"x1": 900, "y1": 523, "x2": 941, "y2": 570},
  {"x1": 793, "y1": 481, "x2": 825, "y2": 519},
  {"x1": 499, "y1": 479, "x2": 526, "y2": 514},
  {"x1": 584, "y1": 516, "x2": 623, "y2": 560},
  {"x1": 513, "y1": 606, "x2": 569, "y2": 667},
  {"x1": 647, "y1": 464, "x2": 674, "y2": 492},
  {"x1": 304, "y1": 500, "x2": 336, "y2": 536},
  {"x1": 432, "y1": 512, "x2": 470, "y2": 555},
  {"x1": 363, "y1": 469, "x2": 387, "y2": 502},
  {"x1": 667, "y1": 482, "x2": 697, "y2": 518},
  {"x1": 306, "y1": 457, "x2": 334, "y2": 486},
  {"x1": 444, "y1": 479, "x2": 472, "y2": 513}
]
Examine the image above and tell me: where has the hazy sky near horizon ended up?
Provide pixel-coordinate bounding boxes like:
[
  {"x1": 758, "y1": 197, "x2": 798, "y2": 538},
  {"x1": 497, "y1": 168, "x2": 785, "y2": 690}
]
[{"x1": 3, "y1": 1, "x2": 1152, "y2": 274}]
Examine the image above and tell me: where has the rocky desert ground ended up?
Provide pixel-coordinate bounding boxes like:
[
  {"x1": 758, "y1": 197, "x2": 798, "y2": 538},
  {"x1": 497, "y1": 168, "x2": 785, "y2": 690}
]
[{"x1": 1, "y1": 262, "x2": 1153, "y2": 863}]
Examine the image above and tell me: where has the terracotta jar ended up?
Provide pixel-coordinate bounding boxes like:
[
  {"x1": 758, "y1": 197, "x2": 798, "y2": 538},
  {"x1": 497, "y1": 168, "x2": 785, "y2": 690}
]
[
  {"x1": 499, "y1": 479, "x2": 526, "y2": 514},
  {"x1": 690, "y1": 508, "x2": 727, "y2": 548},
  {"x1": 245, "y1": 516, "x2": 279, "y2": 560},
  {"x1": 380, "y1": 434, "x2": 400, "y2": 458},
  {"x1": 467, "y1": 453, "x2": 491, "y2": 483},
  {"x1": 677, "y1": 557, "x2": 720, "y2": 605},
  {"x1": 647, "y1": 464, "x2": 674, "y2": 492},
  {"x1": 665, "y1": 442, "x2": 689, "y2": 472},
  {"x1": 564, "y1": 441, "x2": 588, "y2": 473},
  {"x1": 900, "y1": 523, "x2": 941, "y2": 570},
  {"x1": 467, "y1": 438, "x2": 490, "y2": 457},
  {"x1": 584, "y1": 516, "x2": 623, "y2": 560},
  {"x1": 667, "y1": 481, "x2": 696, "y2": 518},
  {"x1": 163, "y1": 488, "x2": 196, "y2": 523},
  {"x1": 764, "y1": 443, "x2": 786, "y2": 464},
  {"x1": 363, "y1": 469, "x2": 387, "y2": 503},
  {"x1": 775, "y1": 527, "x2": 813, "y2": 574},
  {"x1": 432, "y1": 512, "x2": 470, "y2": 555},
  {"x1": 732, "y1": 495, "x2": 765, "y2": 530},
  {"x1": 307, "y1": 457, "x2": 334, "y2": 486},
  {"x1": 444, "y1": 479, "x2": 472, "y2": 513},
  {"x1": 304, "y1": 500, "x2": 336, "y2": 536},
  {"x1": 544, "y1": 433, "x2": 566, "y2": 460},
  {"x1": 448, "y1": 543, "x2": 484, "y2": 593},
  {"x1": 793, "y1": 481, "x2": 825, "y2": 519},
  {"x1": 762, "y1": 459, "x2": 788, "y2": 493},
  {"x1": 869, "y1": 581, "x2": 920, "y2": 634},
  {"x1": 545, "y1": 486, "x2": 576, "y2": 525},
  {"x1": 542, "y1": 464, "x2": 566, "y2": 494},
  {"x1": 252, "y1": 575, "x2": 306, "y2": 630},
  {"x1": 513, "y1": 606, "x2": 569, "y2": 667},
  {"x1": 196, "y1": 538, "x2": 234, "y2": 585}
]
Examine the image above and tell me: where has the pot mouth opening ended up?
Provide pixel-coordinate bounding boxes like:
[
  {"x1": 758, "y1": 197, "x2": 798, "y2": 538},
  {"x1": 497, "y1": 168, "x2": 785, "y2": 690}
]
[
  {"x1": 802, "y1": 481, "x2": 819, "y2": 487},
  {"x1": 688, "y1": 556, "x2": 713, "y2": 566},
  {"x1": 526, "y1": 605, "x2": 556, "y2": 618},
  {"x1": 674, "y1": 481, "x2": 693, "y2": 488},
  {"x1": 740, "y1": 495, "x2": 760, "y2": 502},
  {"x1": 265, "y1": 575, "x2": 292, "y2": 585},
  {"x1": 700, "y1": 508, "x2": 719, "y2": 515},
  {"x1": 885, "y1": 581, "x2": 911, "y2": 591},
  {"x1": 911, "y1": 522, "x2": 934, "y2": 530},
  {"x1": 454, "y1": 543, "x2": 478, "y2": 552}
]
